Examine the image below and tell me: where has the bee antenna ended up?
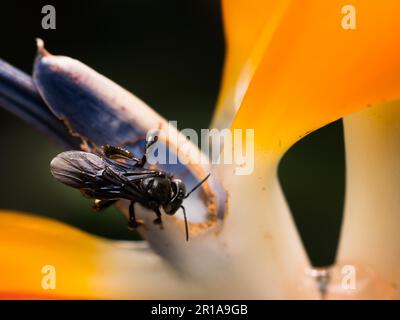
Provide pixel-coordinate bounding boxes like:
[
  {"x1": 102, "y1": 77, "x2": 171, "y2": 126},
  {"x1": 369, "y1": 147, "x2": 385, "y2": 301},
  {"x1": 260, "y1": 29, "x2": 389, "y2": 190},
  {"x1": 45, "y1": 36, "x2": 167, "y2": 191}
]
[
  {"x1": 184, "y1": 173, "x2": 210, "y2": 199},
  {"x1": 180, "y1": 206, "x2": 189, "y2": 241}
]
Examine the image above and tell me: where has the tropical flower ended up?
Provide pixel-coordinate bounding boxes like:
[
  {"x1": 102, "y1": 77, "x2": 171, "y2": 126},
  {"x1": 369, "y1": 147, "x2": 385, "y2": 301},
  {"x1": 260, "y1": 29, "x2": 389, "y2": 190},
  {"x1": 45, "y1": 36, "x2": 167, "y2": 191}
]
[{"x1": 1, "y1": 0, "x2": 400, "y2": 299}]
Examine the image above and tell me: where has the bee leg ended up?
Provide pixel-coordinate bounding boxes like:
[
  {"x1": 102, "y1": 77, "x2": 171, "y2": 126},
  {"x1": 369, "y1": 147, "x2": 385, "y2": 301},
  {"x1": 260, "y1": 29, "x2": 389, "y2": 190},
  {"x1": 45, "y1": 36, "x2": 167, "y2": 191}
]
[
  {"x1": 92, "y1": 199, "x2": 117, "y2": 212},
  {"x1": 128, "y1": 201, "x2": 144, "y2": 230},
  {"x1": 153, "y1": 208, "x2": 163, "y2": 230},
  {"x1": 138, "y1": 135, "x2": 159, "y2": 167},
  {"x1": 102, "y1": 145, "x2": 141, "y2": 162}
]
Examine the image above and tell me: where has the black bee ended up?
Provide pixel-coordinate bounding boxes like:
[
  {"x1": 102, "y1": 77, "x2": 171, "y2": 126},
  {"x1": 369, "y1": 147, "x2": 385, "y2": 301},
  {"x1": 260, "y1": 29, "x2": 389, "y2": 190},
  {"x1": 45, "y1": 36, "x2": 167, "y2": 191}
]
[{"x1": 50, "y1": 136, "x2": 209, "y2": 241}]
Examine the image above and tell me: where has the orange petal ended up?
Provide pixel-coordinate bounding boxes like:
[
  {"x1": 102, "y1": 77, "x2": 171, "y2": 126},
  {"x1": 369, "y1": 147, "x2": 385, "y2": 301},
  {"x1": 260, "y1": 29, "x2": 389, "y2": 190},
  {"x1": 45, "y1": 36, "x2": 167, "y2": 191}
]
[
  {"x1": 212, "y1": 0, "x2": 291, "y2": 128},
  {"x1": 232, "y1": 0, "x2": 400, "y2": 152},
  {"x1": 0, "y1": 211, "x2": 183, "y2": 299}
]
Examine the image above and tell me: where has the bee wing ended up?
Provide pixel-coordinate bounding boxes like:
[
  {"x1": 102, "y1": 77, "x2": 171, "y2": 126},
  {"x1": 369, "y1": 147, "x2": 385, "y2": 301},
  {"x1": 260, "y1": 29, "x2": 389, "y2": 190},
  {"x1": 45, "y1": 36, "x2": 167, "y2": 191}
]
[
  {"x1": 50, "y1": 151, "x2": 105, "y2": 189},
  {"x1": 100, "y1": 164, "x2": 161, "y2": 200}
]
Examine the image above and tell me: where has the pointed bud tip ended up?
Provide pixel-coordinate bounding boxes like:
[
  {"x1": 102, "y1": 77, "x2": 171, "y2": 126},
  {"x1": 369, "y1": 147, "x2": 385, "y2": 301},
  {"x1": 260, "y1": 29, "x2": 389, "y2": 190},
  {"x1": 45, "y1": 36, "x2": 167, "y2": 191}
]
[{"x1": 36, "y1": 38, "x2": 50, "y2": 57}]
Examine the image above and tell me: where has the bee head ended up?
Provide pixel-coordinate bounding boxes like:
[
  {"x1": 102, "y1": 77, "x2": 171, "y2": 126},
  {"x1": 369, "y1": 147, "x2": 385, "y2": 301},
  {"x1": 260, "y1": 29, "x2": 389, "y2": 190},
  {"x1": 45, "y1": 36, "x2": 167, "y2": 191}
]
[{"x1": 163, "y1": 179, "x2": 186, "y2": 215}]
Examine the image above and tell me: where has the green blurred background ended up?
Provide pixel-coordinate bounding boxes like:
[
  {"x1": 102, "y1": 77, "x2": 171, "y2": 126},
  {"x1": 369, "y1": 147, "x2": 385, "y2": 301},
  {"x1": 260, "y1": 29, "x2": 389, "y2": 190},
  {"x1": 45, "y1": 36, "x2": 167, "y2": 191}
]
[{"x1": 0, "y1": 0, "x2": 344, "y2": 267}]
